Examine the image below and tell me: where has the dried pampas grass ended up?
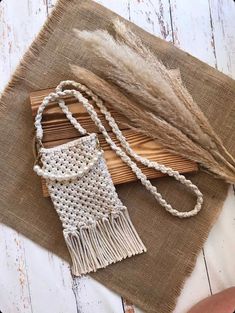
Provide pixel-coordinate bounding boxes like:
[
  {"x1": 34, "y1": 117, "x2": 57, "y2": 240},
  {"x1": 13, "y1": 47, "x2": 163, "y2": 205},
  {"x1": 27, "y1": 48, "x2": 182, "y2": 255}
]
[{"x1": 72, "y1": 20, "x2": 235, "y2": 183}]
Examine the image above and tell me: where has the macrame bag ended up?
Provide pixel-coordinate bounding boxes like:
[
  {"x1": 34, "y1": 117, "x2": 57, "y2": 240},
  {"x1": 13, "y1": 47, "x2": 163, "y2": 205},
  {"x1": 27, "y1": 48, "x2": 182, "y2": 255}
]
[{"x1": 33, "y1": 80, "x2": 203, "y2": 276}]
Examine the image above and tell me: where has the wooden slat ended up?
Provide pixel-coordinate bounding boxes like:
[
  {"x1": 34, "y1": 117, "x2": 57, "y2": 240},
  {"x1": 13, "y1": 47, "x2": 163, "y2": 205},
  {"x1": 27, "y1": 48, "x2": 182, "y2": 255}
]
[{"x1": 30, "y1": 88, "x2": 198, "y2": 197}]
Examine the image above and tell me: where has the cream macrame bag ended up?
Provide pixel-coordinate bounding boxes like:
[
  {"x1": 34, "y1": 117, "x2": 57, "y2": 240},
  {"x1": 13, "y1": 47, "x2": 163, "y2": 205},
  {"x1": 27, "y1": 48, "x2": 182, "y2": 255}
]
[{"x1": 33, "y1": 80, "x2": 203, "y2": 276}]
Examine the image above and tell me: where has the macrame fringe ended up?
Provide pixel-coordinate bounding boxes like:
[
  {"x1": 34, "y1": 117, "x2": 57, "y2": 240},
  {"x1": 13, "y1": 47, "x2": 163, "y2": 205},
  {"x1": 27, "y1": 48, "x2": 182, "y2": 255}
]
[{"x1": 64, "y1": 209, "x2": 146, "y2": 276}]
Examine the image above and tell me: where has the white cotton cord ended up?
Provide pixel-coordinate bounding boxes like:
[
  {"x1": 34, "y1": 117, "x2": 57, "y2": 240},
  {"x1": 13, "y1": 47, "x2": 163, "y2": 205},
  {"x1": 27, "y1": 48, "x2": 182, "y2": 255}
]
[
  {"x1": 35, "y1": 80, "x2": 203, "y2": 218},
  {"x1": 34, "y1": 148, "x2": 103, "y2": 181},
  {"x1": 34, "y1": 91, "x2": 87, "y2": 145},
  {"x1": 56, "y1": 81, "x2": 203, "y2": 218}
]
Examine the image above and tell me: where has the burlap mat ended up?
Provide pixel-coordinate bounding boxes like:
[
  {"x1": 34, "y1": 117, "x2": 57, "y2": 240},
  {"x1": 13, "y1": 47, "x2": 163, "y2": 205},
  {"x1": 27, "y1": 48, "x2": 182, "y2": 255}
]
[{"x1": 0, "y1": 1, "x2": 234, "y2": 312}]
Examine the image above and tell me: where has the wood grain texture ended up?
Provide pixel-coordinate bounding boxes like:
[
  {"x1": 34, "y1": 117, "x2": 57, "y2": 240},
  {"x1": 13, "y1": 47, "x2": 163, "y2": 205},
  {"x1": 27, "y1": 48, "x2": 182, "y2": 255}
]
[
  {"x1": 0, "y1": 225, "x2": 32, "y2": 313},
  {"x1": 204, "y1": 0, "x2": 235, "y2": 297},
  {"x1": 209, "y1": 0, "x2": 235, "y2": 76},
  {"x1": 128, "y1": 0, "x2": 173, "y2": 41},
  {"x1": 30, "y1": 88, "x2": 197, "y2": 197},
  {"x1": 0, "y1": 0, "x2": 47, "y2": 92},
  {"x1": 168, "y1": 2, "x2": 217, "y2": 307},
  {"x1": 173, "y1": 251, "x2": 212, "y2": 313},
  {"x1": 21, "y1": 236, "x2": 77, "y2": 313},
  {"x1": 203, "y1": 186, "x2": 235, "y2": 293},
  {"x1": 170, "y1": 0, "x2": 217, "y2": 67},
  {"x1": 73, "y1": 276, "x2": 124, "y2": 313},
  {"x1": 170, "y1": 1, "x2": 235, "y2": 310},
  {"x1": 1, "y1": 1, "x2": 235, "y2": 313}
]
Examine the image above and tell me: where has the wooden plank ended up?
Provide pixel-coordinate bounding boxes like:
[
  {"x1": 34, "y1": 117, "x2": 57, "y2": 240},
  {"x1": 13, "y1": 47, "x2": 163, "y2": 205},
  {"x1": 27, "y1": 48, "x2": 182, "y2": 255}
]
[
  {"x1": 173, "y1": 251, "x2": 212, "y2": 313},
  {"x1": 0, "y1": 1, "x2": 125, "y2": 313},
  {"x1": 203, "y1": 186, "x2": 235, "y2": 293},
  {"x1": 73, "y1": 276, "x2": 124, "y2": 313},
  {"x1": 202, "y1": 0, "x2": 235, "y2": 296},
  {"x1": 0, "y1": 0, "x2": 48, "y2": 92},
  {"x1": 209, "y1": 0, "x2": 235, "y2": 76},
  {"x1": 0, "y1": 3, "x2": 60, "y2": 313},
  {"x1": 30, "y1": 88, "x2": 198, "y2": 197},
  {"x1": 46, "y1": 0, "x2": 57, "y2": 15},
  {"x1": 129, "y1": 0, "x2": 173, "y2": 41},
  {"x1": 0, "y1": 224, "x2": 33, "y2": 313},
  {"x1": 95, "y1": 0, "x2": 131, "y2": 18},
  {"x1": 168, "y1": 1, "x2": 217, "y2": 312},
  {"x1": 22, "y1": 236, "x2": 77, "y2": 313},
  {"x1": 170, "y1": 0, "x2": 217, "y2": 67}
]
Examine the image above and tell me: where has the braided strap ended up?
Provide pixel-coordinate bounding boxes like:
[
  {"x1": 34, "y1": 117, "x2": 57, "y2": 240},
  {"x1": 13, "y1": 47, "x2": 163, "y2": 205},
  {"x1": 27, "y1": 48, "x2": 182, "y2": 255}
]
[
  {"x1": 53, "y1": 80, "x2": 203, "y2": 218},
  {"x1": 34, "y1": 91, "x2": 87, "y2": 146}
]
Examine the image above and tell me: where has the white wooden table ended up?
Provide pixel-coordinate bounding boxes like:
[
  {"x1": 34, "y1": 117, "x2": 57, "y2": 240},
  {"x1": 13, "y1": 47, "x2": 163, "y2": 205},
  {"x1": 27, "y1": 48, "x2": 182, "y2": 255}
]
[{"x1": 0, "y1": 1, "x2": 235, "y2": 312}]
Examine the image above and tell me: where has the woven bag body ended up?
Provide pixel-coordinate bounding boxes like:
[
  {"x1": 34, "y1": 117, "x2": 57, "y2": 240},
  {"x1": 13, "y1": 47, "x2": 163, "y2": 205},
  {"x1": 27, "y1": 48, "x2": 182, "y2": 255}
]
[{"x1": 34, "y1": 93, "x2": 146, "y2": 275}]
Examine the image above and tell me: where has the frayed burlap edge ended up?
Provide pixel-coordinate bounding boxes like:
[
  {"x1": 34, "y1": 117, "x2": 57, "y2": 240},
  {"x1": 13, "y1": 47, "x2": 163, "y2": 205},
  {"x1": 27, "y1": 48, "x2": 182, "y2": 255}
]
[{"x1": 0, "y1": 0, "x2": 67, "y2": 108}]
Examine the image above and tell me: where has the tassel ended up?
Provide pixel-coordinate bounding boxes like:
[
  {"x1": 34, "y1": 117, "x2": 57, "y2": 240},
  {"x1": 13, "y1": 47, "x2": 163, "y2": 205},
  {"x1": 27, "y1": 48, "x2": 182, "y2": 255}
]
[{"x1": 63, "y1": 209, "x2": 146, "y2": 276}]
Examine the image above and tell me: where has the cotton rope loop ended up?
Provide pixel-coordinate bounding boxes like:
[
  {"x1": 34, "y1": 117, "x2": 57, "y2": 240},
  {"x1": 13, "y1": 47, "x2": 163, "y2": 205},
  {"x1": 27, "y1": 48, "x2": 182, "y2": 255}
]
[
  {"x1": 55, "y1": 80, "x2": 203, "y2": 218},
  {"x1": 33, "y1": 80, "x2": 203, "y2": 276}
]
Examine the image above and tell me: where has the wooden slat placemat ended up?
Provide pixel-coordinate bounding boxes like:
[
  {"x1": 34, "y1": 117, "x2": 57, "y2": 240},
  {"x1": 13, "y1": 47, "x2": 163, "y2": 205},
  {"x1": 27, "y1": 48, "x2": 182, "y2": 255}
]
[{"x1": 30, "y1": 88, "x2": 198, "y2": 197}]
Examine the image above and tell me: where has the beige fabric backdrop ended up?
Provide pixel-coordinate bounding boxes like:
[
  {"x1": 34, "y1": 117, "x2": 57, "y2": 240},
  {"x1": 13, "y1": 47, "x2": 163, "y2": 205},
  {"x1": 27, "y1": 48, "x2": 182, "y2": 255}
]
[{"x1": 0, "y1": 1, "x2": 234, "y2": 312}]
